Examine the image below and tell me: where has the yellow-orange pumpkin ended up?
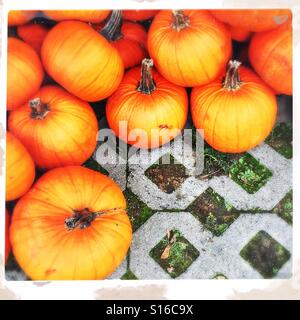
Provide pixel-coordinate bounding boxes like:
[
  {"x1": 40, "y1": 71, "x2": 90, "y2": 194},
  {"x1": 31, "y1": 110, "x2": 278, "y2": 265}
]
[
  {"x1": 191, "y1": 60, "x2": 277, "y2": 153},
  {"x1": 123, "y1": 10, "x2": 158, "y2": 21},
  {"x1": 43, "y1": 10, "x2": 110, "y2": 23},
  {"x1": 17, "y1": 22, "x2": 49, "y2": 55},
  {"x1": 7, "y1": 38, "x2": 44, "y2": 111},
  {"x1": 5, "y1": 209, "x2": 11, "y2": 264},
  {"x1": 10, "y1": 166, "x2": 132, "y2": 280},
  {"x1": 8, "y1": 85, "x2": 99, "y2": 170},
  {"x1": 106, "y1": 59, "x2": 188, "y2": 149},
  {"x1": 8, "y1": 10, "x2": 37, "y2": 26},
  {"x1": 41, "y1": 21, "x2": 124, "y2": 101},
  {"x1": 249, "y1": 24, "x2": 292, "y2": 96},
  {"x1": 6, "y1": 132, "x2": 35, "y2": 201},
  {"x1": 148, "y1": 10, "x2": 232, "y2": 87},
  {"x1": 211, "y1": 9, "x2": 292, "y2": 32}
]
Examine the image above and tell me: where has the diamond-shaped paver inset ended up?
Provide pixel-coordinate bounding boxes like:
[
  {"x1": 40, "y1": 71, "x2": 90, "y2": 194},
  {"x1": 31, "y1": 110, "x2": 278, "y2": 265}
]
[
  {"x1": 240, "y1": 231, "x2": 291, "y2": 279},
  {"x1": 149, "y1": 229, "x2": 200, "y2": 278}
]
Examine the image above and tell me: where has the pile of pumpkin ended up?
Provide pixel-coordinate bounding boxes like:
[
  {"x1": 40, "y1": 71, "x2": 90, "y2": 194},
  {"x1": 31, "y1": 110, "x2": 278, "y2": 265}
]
[{"x1": 5, "y1": 9, "x2": 292, "y2": 280}]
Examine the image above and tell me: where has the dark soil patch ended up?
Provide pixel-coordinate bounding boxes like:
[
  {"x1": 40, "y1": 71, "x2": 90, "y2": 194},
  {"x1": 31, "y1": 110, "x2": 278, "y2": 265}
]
[{"x1": 272, "y1": 191, "x2": 293, "y2": 224}]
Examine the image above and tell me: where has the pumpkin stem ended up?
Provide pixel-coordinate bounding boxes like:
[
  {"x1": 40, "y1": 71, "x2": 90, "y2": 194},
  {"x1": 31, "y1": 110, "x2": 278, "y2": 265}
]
[
  {"x1": 100, "y1": 10, "x2": 123, "y2": 41},
  {"x1": 137, "y1": 58, "x2": 157, "y2": 95},
  {"x1": 65, "y1": 207, "x2": 124, "y2": 231},
  {"x1": 172, "y1": 10, "x2": 190, "y2": 31},
  {"x1": 29, "y1": 98, "x2": 50, "y2": 120},
  {"x1": 223, "y1": 60, "x2": 243, "y2": 91}
]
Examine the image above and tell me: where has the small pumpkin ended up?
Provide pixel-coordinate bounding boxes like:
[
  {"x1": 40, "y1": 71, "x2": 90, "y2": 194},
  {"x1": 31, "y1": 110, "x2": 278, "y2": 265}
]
[
  {"x1": 6, "y1": 132, "x2": 35, "y2": 202},
  {"x1": 8, "y1": 10, "x2": 37, "y2": 26},
  {"x1": 148, "y1": 10, "x2": 232, "y2": 87},
  {"x1": 191, "y1": 60, "x2": 277, "y2": 153},
  {"x1": 10, "y1": 166, "x2": 132, "y2": 280},
  {"x1": 123, "y1": 10, "x2": 158, "y2": 21},
  {"x1": 41, "y1": 21, "x2": 124, "y2": 102},
  {"x1": 249, "y1": 24, "x2": 292, "y2": 96},
  {"x1": 211, "y1": 9, "x2": 292, "y2": 32},
  {"x1": 5, "y1": 209, "x2": 11, "y2": 264},
  {"x1": 17, "y1": 22, "x2": 49, "y2": 55},
  {"x1": 228, "y1": 25, "x2": 251, "y2": 42},
  {"x1": 98, "y1": 10, "x2": 148, "y2": 69},
  {"x1": 106, "y1": 59, "x2": 188, "y2": 149},
  {"x1": 43, "y1": 10, "x2": 110, "y2": 23},
  {"x1": 7, "y1": 38, "x2": 44, "y2": 111},
  {"x1": 8, "y1": 85, "x2": 99, "y2": 170}
]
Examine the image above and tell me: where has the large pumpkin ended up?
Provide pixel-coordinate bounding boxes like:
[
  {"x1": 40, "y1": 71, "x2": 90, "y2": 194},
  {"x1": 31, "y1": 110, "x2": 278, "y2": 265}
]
[
  {"x1": 6, "y1": 132, "x2": 35, "y2": 201},
  {"x1": 43, "y1": 10, "x2": 110, "y2": 23},
  {"x1": 8, "y1": 10, "x2": 37, "y2": 26},
  {"x1": 148, "y1": 10, "x2": 232, "y2": 87},
  {"x1": 249, "y1": 24, "x2": 292, "y2": 96},
  {"x1": 99, "y1": 10, "x2": 147, "y2": 69},
  {"x1": 5, "y1": 209, "x2": 11, "y2": 264},
  {"x1": 18, "y1": 22, "x2": 49, "y2": 55},
  {"x1": 191, "y1": 60, "x2": 277, "y2": 153},
  {"x1": 106, "y1": 59, "x2": 188, "y2": 149},
  {"x1": 41, "y1": 21, "x2": 124, "y2": 101},
  {"x1": 211, "y1": 9, "x2": 291, "y2": 32},
  {"x1": 7, "y1": 38, "x2": 44, "y2": 111},
  {"x1": 228, "y1": 25, "x2": 251, "y2": 42},
  {"x1": 8, "y1": 85, "x2": 98, "y2": 170},
  {"x1": 123, "y1": 10, "x2": 158, "y2": 21},
  {"x1": 10, "y1": 166, "x2": 132, "y2": 280}
]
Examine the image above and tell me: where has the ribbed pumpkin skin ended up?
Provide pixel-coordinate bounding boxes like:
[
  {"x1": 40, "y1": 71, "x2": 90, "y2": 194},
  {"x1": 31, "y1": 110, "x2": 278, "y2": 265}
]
[
  {"x1": 41, "y1": 21, "x2": 124, "y2": 102},
  {"x1": 10, "y1": 166, "x2": 132, "y2": 280},
  {"x1": 8, "y1": 85, "x2": 99, "y2": 170},
  {"x1": 228, "y1": 25, "x2": 251, "y2": 42},
  {"x1": 211, "y1": 9, "x2": 292, "y2": 32},
  {"x1": 5, "y1": 210, "x2": 11, "y2": 264},
  {"x1": 7, "y1": 38, "x2": 44, "y2": 111},
  {"x1": 148, "y1": 10, "x2": 232, "y2": 87},
  {"x1": 249, "y1": 25, "x2": 292, "y2": 96},
  {"x1": 123, "y1": 10, "x2": 158, "y2": 21},
  {"x1": 43, "y1": 10, "x2": 110, "y2": 23},
  {"x1": 6, "y1": 132, "x2": 35, "y2": 201},
  {"x1": 8, "y1": 10, "x2": 37, "y2": 26},
  {"x1": 191, "y1": 66, "x2": 277, "y2": 153},
  {"x1": 18, "y1": 23, "x2": 49, "y2": 55},
  {"x1": 106, "y1": 66, "x2": 188, "y2": 149}
]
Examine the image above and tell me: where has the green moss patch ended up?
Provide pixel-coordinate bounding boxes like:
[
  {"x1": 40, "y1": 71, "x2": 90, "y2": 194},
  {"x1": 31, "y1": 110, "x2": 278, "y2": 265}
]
[
  {"x1": 272, "y1": 191, "x2": 293, "y2": 225},
  {"x1": 149, "y1": 229, "x2": 199, "y2": 278},
  {"x1": 212, "y1": 273, "x2": 227, "y2": 279},
  {"x1": 266, "y1": 123, "x2": 292, "y2": 159},
  {"x1": 124, "y1": 189, "x2": 154, "y2": 232},
  {"x1": 188, "y1": 188, "x2": 239, "y2": 236},
  {"x1": 229, "y1": 154, "x2": 272, "y2": 194},
  {"x1": 121, "y1": 270, "x2": 138, "y2": 280},
  {"x1": 83, "y1": 157, "x2": 109, "y2": 176},
  {"x1": 240, "y1": 231, "x2": 291, "y2": 279}
]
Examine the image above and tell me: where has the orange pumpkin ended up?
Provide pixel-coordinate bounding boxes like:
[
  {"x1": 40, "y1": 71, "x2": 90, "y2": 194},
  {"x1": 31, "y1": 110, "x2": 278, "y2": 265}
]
[
  {"x1": 6, "y1": 132, "x2": 35, "y2": 201},
  {"x1": 10, "y1": 166, "x2": 132, "y2": 280},
  {"x1": 8, "y1": 10, "x2": 37, "y2": 26},
  {"x1": 148, "y1": 10, "x2": 232, "y2": 87},
  {"x1": 249, "y1": 24, "x2": 292, "y2": 96},
  {"x1": 98, "y1": 10, "x2": 147, "y2": 69},
  {"x1": 228, "y1": 25, "x2": 251, "y2": 42},
  {"x1": 41, "y1": 21, "x2": 124, "y2": 102},
  {"x1": 43, "y1": 10, "x2": 110, "y2": 23},
  {"x1": 191, "y1": 60, "x2": 277, "y2": 153},
  {"x1": 17, "y1": 22, "x2": 49, "y2": 55},
  {"x1": 123, "y1": 10, "x2": 158, "y2": 21},
  {"x1": 211, "y1": 9, "x2": 291, "y2": 32},
  {"x1": 7, "y1": 38, "x2": 44, "y2": 111},
  {"x1": 106, "y1": 59, "x2": 188, "y2": 149},
  {"x1": 8, "y1": 85, "x2": 98, "y2": 170},
  {"x1": 5, "y1": 209, "x2": 11, "y2": 264}
]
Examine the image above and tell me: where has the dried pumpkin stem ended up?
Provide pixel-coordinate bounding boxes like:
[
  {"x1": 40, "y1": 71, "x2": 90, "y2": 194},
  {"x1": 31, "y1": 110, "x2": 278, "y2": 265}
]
[
  {"x1": 65, "y1": 207, "x2": 125, "y2": 231},
  {"x1": 137, "y1": 58, "x2": 157, "y2": 94},
  {"x1": 29, "y1": 98, "x2": 50, "y2": 120},
  {"x1": 100, "y1": 10, "x2": 123, "y2": 41},
  {"x1": 223, "y1": 60, "x2": 243, "y2": 91},
  {"x1": 172, "y1": 10, "x2": 190, "y2": 31}
]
